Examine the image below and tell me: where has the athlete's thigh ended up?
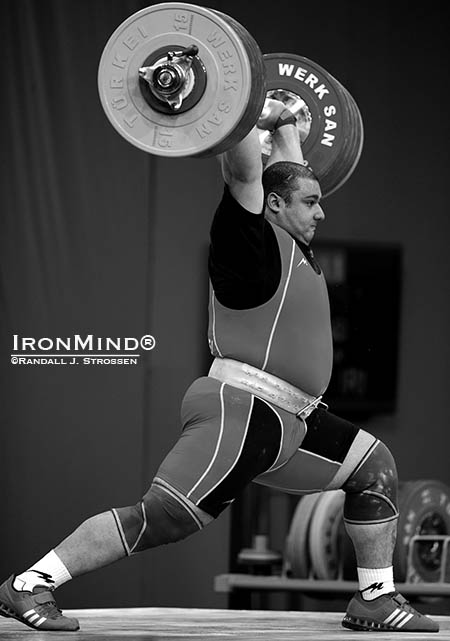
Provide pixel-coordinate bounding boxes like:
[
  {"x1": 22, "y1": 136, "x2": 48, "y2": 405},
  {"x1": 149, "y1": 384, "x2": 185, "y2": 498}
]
[
  {"x1": 255, "y1": 407, "x2": 376, "y2": 494},
  {"x1": 154, "y1": 376, "x2": 296, "y2": 516}
]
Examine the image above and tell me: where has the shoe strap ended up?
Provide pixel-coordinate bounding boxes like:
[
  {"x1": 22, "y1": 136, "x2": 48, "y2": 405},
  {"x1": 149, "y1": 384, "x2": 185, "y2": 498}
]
[
  {"x1": 33, "y1": 591, "x2": 56, "y2": 605},
  {"x1": 392, "y1": 592, "x2": 415, "y2": 613}
]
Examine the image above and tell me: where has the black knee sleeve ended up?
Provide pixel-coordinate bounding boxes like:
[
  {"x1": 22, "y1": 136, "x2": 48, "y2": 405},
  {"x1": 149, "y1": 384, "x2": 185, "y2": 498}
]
[
  {"x1": 343, "y1": 439, "x2": 398, "y2": 525},
  {"x1": 112, "y1": 484, "x2": 203, "y2": 555}
]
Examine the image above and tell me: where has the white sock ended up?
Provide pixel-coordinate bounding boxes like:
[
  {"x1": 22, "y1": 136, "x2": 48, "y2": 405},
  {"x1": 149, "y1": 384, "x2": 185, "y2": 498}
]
[
  {"x1": 357, "y1": 566, "x2": 395, "y2": 601},
  {"x1": 13, "y1": 550, "x2": 72, "y2": 592}
]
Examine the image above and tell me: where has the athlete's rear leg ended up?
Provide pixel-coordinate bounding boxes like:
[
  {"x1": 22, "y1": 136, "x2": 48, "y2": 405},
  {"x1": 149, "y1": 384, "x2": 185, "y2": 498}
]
[{"x1": 0, "y1": 378, "x2": 284, "y2": 631}]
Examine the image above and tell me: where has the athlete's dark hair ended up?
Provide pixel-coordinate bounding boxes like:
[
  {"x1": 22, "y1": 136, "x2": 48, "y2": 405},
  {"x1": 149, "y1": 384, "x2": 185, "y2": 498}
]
[{"x1": 262, "y1": 161, "x2": 318, "y2": 205}]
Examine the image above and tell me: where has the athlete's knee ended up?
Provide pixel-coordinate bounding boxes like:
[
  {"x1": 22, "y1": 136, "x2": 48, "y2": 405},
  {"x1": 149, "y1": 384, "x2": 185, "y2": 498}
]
[
  {"x1": 343, "y1": 439, "x2": 398, "y2": 525},
  {"x1": 111, "y1": 483, "x2": 212, "y2": 555}
]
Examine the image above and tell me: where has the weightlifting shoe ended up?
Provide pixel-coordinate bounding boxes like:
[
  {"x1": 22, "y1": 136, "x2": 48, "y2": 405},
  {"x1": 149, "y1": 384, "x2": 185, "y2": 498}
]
[
  {"x1": 342, "y1": 590, "x2": 439, "y2": 632},
  {"x1": 0, "y1": 575, "x2": 79, "y2": 631}
]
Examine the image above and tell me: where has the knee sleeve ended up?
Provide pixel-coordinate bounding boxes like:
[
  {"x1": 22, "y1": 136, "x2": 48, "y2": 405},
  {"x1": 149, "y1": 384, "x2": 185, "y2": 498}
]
[
  {"x1": 343, "y1": 439, "x2": 398, "y2": 525},
  {"x1": 111, "y1": 483, "x2": 206, "y2": 555}
]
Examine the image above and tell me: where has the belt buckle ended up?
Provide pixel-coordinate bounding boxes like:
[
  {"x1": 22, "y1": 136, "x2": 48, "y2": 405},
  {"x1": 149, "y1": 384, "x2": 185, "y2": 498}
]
[{"x1": 296, "y1": 395, "x2": 327, "y2": 420}]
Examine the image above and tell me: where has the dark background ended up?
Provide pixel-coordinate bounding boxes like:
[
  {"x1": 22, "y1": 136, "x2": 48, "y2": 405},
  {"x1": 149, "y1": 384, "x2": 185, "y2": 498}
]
[{"x1": 1, "y1": 0, "x2": 449, "y2": 610}]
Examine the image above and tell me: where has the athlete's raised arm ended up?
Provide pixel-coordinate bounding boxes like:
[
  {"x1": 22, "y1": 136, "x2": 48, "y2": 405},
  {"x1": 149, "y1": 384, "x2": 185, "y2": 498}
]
[
  {"x1": 218, "y1": 99, "x2": 308, "y2": 214},
  {"x1": 219, "y1": 127, "x2": 264, "y2": 214},
  {"x1": 261, "y1": 98, "x2": 306, "y2": 168}
]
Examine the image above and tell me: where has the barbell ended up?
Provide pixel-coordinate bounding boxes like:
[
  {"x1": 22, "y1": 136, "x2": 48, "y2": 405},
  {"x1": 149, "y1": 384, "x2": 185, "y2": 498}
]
[{"x1": 98, "y1": 3, "x2": 364, "y2": 196}]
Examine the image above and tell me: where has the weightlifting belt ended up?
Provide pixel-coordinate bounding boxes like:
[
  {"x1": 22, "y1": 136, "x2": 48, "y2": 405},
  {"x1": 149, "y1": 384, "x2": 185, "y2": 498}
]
[{"x1": 208, "y1": 357, "x2": 326, "y2": 419}]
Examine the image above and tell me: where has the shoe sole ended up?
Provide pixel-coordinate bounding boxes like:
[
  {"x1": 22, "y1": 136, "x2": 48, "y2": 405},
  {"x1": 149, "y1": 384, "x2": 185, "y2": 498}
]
[
  {"x1": 342, "y1": 614, "x2": 438, "y2": 633},
  {"x1": 0, "y1": 599, "x2": 41, "y2": 630},
  {"x1": 0, "y1": 599, "x2": 79, "y2": 632},
  {"x1": 343, "y1": 615, "x2": 389, "y2": 632}
]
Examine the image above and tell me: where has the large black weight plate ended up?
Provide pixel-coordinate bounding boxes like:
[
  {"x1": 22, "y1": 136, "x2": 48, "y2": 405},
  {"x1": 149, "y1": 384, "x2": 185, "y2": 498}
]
[{"x1": 262, "y1": 53, "x2": 364, "y2": 197}]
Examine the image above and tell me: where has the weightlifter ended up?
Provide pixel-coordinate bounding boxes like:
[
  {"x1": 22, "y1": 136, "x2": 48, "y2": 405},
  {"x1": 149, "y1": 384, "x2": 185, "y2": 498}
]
[{"x1": 0, "y1": 100, "x2": 439, "y2": 633}]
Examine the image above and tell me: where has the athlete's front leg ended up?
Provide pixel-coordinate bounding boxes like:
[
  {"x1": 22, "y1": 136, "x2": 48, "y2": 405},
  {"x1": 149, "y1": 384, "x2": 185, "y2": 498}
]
[{"x1": 342, "y1": 439, "x2": 438, "y2": 633}]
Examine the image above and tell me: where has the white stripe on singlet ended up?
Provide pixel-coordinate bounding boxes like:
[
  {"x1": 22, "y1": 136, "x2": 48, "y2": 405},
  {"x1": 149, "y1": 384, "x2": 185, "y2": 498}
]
[
  {"x1": 258, "y1": 397, "x2": 285, "y2": 473},
  {"x1": 210, "y1": 292, "x2": 223, "y2": 357},
  {"x1": 261, "y1": 238, "x2": 296, "y2": 370},
  {"x1": 187, "y1": 383, "x2": 226, "y2": 499},
  {"x1": 298, "y1": 447, "x2": 340, "y2": 465},
  {"x1": 196, "y1": 395, "x2": 254, "y2": 504}
]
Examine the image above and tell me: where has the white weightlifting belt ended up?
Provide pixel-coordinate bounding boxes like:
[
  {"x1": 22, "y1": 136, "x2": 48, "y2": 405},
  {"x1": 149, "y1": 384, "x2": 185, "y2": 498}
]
[{"x1": 208, "y1": 357, "x2": 325, "y2": 419}]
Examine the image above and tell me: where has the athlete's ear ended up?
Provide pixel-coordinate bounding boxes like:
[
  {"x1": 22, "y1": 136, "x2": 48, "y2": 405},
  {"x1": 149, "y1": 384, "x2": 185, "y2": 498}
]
[{"x1": 266, "y1": 191, "x2": 284, "y2": 214}]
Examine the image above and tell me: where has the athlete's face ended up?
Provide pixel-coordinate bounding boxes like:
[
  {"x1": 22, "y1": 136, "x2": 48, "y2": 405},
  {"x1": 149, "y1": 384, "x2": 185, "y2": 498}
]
[{"x1": 283, "y1": 178, "x2": 324, "y2": 245}]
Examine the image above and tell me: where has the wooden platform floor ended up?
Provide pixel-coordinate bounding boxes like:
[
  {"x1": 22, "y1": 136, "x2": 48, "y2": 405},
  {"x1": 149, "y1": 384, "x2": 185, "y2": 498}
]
[{"x1": 1, "y1": 608, "x2": 450, "y2": 640}]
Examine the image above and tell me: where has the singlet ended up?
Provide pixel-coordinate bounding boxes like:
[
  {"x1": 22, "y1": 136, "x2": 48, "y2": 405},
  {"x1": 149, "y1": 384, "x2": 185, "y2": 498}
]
[{"x1": 207, "y1": 187, "x2": 333, "y2": 397}]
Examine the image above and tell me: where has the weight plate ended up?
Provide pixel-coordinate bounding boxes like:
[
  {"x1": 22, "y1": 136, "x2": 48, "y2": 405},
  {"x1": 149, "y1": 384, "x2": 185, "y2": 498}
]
[
  {"x1": 98, "y1": 3, "x2": 264, "y2": 157},
  {"x1": 285, "y1": 493, "x2": 322, "y2": 578},
  {"x1": 394, "y1": 479, "x2": 450, "y2": 583},
  {"x1": 324, "y1": 80, "x2": 364, "y2": 196},
  {"x1": 198, "y1": 9, "x2": 266, "y2": 156},
  {"x1": 262, "y1": 53, "x2": 364, "y2": 197},
  {"x1": 308, "y1": 490, "x2": 345, "y2": 579}
]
